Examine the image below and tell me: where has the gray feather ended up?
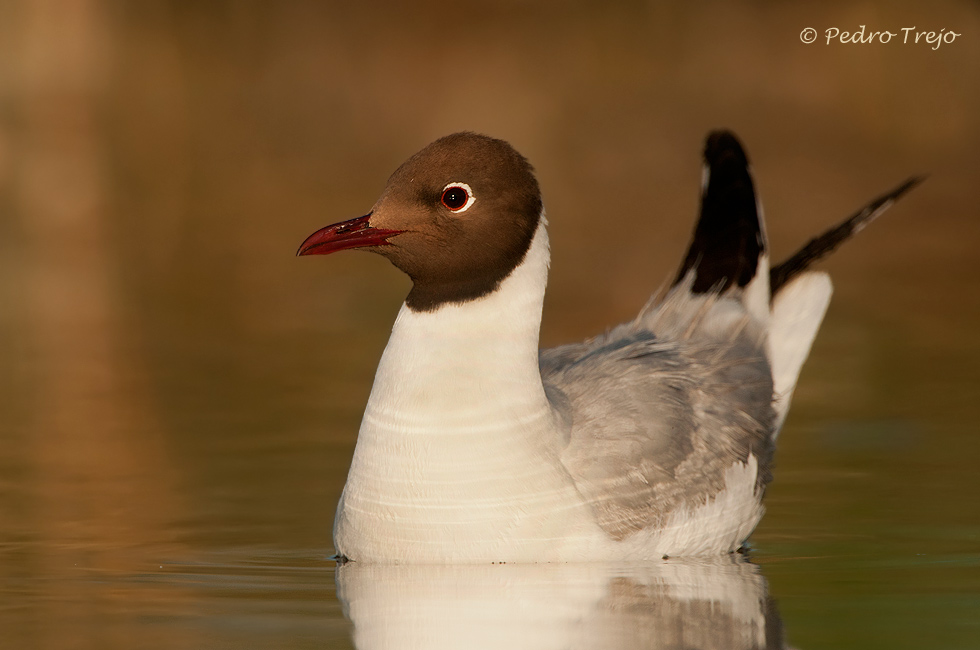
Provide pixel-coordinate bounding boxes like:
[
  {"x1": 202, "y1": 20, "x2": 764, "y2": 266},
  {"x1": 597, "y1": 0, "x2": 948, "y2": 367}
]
[{"x1": 541, "y1": 282, "x2": 775, "y2": 541}]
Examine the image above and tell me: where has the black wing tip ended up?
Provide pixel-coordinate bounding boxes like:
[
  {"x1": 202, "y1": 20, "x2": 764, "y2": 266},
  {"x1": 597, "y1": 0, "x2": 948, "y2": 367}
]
[
  {"x1": 704, "y1": 130, "x2": 750, "y2": 168},
  {"x1": 890, "y1": 174, "x2": 927, "y2": 200},
  {"x1": 674, "y1": 130, "x2": 762, "y2": 294},
  {"x1": 856, "y1": 175, "x2": 925, "y2": 223},
  {"x1": 769, "y1": 175, "x2": 926, "y2": 293}
]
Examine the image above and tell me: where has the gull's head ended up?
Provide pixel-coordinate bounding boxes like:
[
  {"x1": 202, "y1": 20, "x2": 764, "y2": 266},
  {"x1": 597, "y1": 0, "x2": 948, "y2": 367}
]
[{"x1": 298, "y1": 132, "x2": 543, "y2": 311}]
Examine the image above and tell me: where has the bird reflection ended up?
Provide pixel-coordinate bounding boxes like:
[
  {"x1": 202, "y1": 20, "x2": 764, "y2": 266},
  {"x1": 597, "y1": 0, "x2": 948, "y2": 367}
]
[{"x1": 336, "y1": 555, "x2": 786, "y2": 649}]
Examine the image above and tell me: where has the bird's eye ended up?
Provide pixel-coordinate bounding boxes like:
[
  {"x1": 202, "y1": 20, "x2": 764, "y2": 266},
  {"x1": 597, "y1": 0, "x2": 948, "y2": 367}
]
[{"x1": 440, "y1": 182, "x2": 475, "y2": 213}]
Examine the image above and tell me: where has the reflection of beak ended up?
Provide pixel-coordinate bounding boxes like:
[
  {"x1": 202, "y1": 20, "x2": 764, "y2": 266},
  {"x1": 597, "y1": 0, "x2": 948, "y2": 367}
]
[{"x1": 296, "y1": 214, "x2": 404, "y2": 256}]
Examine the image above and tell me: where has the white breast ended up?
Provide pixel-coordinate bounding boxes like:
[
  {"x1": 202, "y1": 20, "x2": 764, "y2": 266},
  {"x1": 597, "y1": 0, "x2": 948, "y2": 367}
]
[{"x1": 333, "y1": 219, "x2": 601, "y2": 562}]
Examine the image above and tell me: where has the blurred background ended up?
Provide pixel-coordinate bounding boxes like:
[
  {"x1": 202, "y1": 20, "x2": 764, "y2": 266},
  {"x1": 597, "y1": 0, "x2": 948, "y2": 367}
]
[{"x1": 0, "y1": 1, "x2": 978, "y2": 648}]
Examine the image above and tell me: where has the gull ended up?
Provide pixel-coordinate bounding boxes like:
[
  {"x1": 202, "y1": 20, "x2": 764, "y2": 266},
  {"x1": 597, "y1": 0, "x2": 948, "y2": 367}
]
[{"x1": 298, "y1": 131, "x2": 920, "y2": 563}]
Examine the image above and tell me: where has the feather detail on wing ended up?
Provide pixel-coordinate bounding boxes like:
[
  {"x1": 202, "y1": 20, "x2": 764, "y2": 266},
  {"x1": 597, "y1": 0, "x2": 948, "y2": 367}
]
[
  {"x1": 541, "y1": 277, "x2": 775, "y2": 541},
  {"x1": 544, "y1": 132, "x2": 919, "y2": 544}
]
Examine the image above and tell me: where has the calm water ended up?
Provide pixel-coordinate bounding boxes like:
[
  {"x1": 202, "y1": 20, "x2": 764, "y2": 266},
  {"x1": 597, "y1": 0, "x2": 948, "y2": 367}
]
[{"x1": 1, "y1": 1, "x2": 978, "y2": 648}]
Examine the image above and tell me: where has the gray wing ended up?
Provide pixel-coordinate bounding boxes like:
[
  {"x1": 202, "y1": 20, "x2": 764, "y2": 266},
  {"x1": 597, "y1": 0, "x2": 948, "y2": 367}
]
[{"x1": 540, "y1": 290, "x2": 776, "y2": 541}]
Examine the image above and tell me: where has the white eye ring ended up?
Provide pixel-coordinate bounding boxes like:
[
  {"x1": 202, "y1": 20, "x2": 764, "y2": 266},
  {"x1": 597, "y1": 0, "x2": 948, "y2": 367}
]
[{"x1": 440, "y1": 182, "x2": 476, "y2": 213}]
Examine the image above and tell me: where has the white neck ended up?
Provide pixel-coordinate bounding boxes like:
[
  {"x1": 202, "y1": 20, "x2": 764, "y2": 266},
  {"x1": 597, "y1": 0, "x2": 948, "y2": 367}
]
[
  {"x1": 335, "y1": 216, "x2": 592, "y2": 562},
  {"x1": 362, "y1": 216, "x2": 552, "y2": 432}
]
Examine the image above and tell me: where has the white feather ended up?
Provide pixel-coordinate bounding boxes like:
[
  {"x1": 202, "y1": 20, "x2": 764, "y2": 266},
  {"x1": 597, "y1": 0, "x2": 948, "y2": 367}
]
[{"x1": 768, "y1": 271, "x2": 833, "y2": 431}]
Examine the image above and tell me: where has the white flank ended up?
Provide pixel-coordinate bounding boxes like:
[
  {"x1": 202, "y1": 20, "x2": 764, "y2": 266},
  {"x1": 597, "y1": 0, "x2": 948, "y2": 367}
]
[{"x1": 652, "y1": 455, "x2": 765, "y2": 557}]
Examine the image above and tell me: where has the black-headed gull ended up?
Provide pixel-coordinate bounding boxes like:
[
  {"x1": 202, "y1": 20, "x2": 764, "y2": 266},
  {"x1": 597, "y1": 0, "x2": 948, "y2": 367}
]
[{"x1": 299, "y1": 131, "x2": 919, "y2": 563}]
